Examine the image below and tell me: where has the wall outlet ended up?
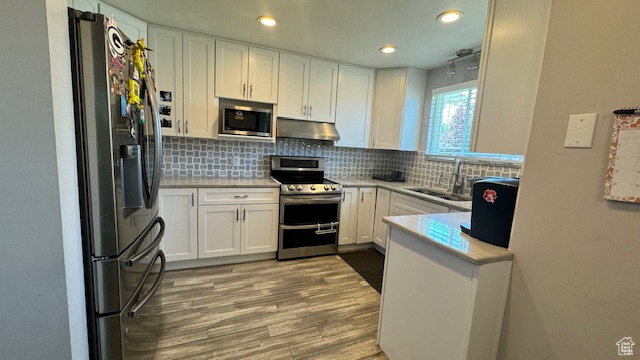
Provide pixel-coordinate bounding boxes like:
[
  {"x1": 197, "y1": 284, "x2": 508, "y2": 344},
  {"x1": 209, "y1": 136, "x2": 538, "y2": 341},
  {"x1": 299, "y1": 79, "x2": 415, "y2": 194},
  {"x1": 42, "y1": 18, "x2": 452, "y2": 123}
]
[{"x1": 232, "y1": 156, "x2": 240, "y2": 166}]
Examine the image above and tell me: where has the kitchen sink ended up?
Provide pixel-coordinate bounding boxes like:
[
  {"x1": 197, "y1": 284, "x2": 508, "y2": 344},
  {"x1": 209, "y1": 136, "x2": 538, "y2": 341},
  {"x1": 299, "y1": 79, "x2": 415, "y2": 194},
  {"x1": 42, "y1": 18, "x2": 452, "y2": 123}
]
[{"x1": 405, "y1": 188, "x2": 472, "y2": 202}]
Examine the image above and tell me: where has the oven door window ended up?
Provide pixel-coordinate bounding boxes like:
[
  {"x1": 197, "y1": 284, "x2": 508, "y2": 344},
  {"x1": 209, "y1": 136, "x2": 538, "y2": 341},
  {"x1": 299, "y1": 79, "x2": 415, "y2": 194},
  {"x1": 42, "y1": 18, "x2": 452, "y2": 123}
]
[{"x1": 281, "y1": 202, "x2": 340, "y2": 225}]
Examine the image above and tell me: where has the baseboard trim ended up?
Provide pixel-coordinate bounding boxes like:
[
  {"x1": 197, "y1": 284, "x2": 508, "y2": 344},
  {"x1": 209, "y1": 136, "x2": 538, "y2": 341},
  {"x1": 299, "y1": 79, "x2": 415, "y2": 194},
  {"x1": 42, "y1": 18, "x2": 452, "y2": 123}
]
[
  {"x1": 373, "y1": 243, "x2": 386, "y2": 255},
  {"x1": 165, "y1": 252, "x2": 277, "y2": 271},
  {"x1": 338, "y1": 243, "x2": 374, "y2": 253}
]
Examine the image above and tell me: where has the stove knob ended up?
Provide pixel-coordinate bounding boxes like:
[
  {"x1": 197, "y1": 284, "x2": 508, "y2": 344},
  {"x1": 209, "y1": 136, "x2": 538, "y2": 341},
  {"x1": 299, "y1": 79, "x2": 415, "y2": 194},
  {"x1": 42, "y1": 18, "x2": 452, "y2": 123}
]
[
  {"x1": 331, "y1": 184, "x2": 337, "y2": 190},
  {"x1": 324, "y1": 185, "x2": 330, "y2": 190},
  {"x1": 310, "y1": 185, "x2": 316, "y2": 190},
  {"x1": 288, "y1": 185, "x2": 295, "y2": 191},
  {"x1": 296, "y1": 185, "x2": 303, "y2": 191}
]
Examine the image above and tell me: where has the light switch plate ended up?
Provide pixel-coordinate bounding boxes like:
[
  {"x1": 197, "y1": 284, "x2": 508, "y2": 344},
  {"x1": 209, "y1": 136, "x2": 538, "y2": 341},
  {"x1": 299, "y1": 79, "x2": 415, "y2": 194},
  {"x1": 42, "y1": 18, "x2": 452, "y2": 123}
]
[{"x1": 564, "y1": 113, "x2": 597, "y2": 148}]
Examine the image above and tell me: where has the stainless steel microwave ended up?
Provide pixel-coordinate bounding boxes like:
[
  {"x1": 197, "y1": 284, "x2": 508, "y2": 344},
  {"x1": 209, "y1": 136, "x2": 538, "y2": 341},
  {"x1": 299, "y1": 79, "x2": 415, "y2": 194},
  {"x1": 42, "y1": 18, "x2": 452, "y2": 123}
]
[{"x1": 220, "y1": 100, "x2": 273, "y2": 137}]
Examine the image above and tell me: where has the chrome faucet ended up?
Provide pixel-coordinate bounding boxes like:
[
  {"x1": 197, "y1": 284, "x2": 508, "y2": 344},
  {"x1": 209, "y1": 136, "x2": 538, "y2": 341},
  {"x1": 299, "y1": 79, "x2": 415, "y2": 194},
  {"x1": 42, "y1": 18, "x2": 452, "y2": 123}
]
[{"x1": 450, "y1": 159, "x2": 465, "y2": 194}]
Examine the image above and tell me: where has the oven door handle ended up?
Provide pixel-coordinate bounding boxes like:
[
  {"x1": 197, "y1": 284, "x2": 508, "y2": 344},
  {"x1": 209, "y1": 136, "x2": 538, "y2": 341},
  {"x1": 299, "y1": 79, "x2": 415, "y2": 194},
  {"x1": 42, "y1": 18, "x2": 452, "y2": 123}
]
[
  {"x1": 280, "y1": 222, "x2": 340, "y2": 231},
  {"x1": 280, "y1": 196, "x2": 342, "y2": 205}
]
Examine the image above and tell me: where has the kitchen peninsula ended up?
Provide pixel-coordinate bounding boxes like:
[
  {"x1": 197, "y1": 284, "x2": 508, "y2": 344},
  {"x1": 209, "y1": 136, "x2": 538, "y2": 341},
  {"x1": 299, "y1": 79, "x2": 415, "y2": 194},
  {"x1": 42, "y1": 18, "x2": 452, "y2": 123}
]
[{"x1": 378, "y1": 212, "x2": 513, "y2": 360}]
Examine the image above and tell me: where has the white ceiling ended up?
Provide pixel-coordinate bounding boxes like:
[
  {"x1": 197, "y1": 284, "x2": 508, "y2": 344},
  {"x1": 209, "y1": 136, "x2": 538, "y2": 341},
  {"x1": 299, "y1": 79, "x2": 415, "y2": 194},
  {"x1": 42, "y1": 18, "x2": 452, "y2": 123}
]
[{"x1": 102, "y1": 0, "x2": 488, "y2": 70}]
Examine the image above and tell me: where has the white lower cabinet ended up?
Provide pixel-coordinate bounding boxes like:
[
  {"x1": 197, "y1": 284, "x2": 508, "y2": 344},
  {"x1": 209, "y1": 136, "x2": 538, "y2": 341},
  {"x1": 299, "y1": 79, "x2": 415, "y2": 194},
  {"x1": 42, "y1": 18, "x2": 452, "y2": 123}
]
[
  {"x1": 159, "y1": 187, "x2": 278, "y2": 262},
  {"x1": 240, "y1": 204, "x2": 279, "y2": 255},
  {"x1": 158, "y1": 188, "x2": 198, "y2": 262},
  {"x1": 198, "y1": 188, "x2": 279, "y2": 259},
  {"x1": 373, "y1": 188, "x2": 391, "y2": 249},
  {"x1": 339, "y1": 187, "x2": 376, "y2": 245},
  {"x1": 338, "y1": 188, "x2": 358, "y2": 245},
  {"x1": 198, "y1": 204, "x2": 241, "y2": 258}
]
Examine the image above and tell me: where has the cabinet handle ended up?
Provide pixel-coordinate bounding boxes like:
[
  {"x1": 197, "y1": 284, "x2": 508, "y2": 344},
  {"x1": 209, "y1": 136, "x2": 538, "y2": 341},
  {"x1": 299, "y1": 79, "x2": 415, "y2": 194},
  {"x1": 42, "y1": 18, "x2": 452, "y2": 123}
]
[
  {"x1": 250, "y1": 85, "x2": 253, "y2": 98},
  {"x1": 303, "y1": 105, "x2": 307, "y2": 116},
  {"x1": 185, "y1": 120, "x2": 189, "y2": 134},
  {"x1": 236, "y1": 209, "x2": 239, "y2": 222},
  {"x1": 243, "y1": 209, "x2": 246, "y2": 221},
  {"x1": 342, "y1": 192, "x2": 345, "y2": 202},
  {"x1": 309, "y1": 105, "x2": 312, "y2": 117},
  {"x1": 177, "y1": 120, "x2": 181, "y2": 133},
  {"x1": 234, "y1": 195, "x2": 249, "y2": 198},
  {"x1": 361, "y1": 192, "x2": 364, "y2": 202},
  {"x1": 191, "y1": 193, "x2": 194, "y2": 206},
  {"x1": 243, "y1": 84, "x2": 246, "y2": 97}
]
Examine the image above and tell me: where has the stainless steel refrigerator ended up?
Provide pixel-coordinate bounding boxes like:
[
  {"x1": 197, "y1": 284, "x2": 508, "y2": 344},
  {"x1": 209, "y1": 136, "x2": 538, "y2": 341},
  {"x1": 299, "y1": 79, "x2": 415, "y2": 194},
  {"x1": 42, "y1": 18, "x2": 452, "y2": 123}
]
[{"x1": 69, "y1": 9, "x2": 166, "y2": 359}]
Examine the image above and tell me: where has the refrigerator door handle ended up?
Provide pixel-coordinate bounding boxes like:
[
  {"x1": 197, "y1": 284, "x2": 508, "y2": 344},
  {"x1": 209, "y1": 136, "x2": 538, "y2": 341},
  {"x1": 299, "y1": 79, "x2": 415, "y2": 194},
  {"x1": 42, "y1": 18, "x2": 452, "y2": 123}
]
[
  {"x1": 145, "y1": 76, "x2": 163, "y2": 208},
  {"x1": 126, "y1": 217, "x2": 165, "y2": 267},
  {"x1": 128, "y1": 250, "x2": 166, "y2": 318}
]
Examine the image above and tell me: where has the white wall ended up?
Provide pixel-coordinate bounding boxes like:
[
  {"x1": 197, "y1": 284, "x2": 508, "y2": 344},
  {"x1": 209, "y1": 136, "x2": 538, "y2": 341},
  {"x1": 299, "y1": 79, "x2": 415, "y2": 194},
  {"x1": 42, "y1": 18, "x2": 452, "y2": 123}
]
[
  {"x1": 0, "y1": 0, "x2": 87, "y2": 358},
  {"x1": 499, "y1": 1, "x2": 640, "y2": 359}
]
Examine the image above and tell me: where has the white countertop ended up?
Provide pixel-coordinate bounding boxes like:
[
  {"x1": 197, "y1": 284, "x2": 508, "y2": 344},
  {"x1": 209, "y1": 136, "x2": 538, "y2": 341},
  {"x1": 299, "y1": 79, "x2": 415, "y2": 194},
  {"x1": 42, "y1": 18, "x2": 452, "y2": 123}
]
[
  {"x1": 328, "y1": 177, "x2": 472, "y2": 211},
  {"x1": 383, "y1": 212, "x2": 513, "y2": 265},
  {"x1": 160, "y1": 176, "x2": 280, "y2": 188}
]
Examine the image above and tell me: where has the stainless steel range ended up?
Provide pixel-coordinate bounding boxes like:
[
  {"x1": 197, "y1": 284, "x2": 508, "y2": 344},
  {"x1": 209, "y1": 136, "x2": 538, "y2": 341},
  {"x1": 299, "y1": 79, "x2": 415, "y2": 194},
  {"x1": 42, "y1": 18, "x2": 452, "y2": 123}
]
[{"x1": 271, "y1": 156, "x2": 343, "y2": 260}]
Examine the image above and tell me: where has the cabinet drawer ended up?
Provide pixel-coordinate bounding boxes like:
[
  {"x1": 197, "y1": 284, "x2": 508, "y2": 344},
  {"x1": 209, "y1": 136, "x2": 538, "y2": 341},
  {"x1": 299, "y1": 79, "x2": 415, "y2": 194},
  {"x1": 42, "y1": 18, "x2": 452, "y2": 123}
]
[
  {"x1": 198, "y1": 188, "x2": 279, "y2": 205},
  {"x1": 390, "y1": 192, "x2": 448, "y2": 214}
]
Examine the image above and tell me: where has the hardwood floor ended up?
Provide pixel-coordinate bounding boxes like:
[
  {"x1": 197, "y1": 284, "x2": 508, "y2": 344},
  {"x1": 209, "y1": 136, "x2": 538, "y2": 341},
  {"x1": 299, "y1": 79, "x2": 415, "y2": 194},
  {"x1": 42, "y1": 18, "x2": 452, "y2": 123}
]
[{"x1": 132, "y1": 255, "x2": 388, "y2": 359}]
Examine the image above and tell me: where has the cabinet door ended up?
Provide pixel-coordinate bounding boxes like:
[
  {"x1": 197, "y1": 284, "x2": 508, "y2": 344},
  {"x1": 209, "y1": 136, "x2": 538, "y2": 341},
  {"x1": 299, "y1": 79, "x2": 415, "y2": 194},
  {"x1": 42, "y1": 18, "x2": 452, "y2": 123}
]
[
  {"x1": 335, "y1": 65, "x2": 374, "y2": 148},
  {"x1": 389, "y1": 206, "x2": 413, "y2": 217},
  {"x1": 148, "y1": 27, "x2": 183, "y2": 137},
  {"x1": 158, "y1": 189, "x2": 197, "y2": 262},
  {"x1": 198, "y1": 205, "x2": 241, "y2": 258},
  {"x1": 371, "y1": 69, "x2": 406, "y2": 149},
  {"x1": 183, "y1": 34, "x2": 216, "y2": 139},
  {"x1": 373, "y1": 188, "x2": 391, "y2": 248},
  {"x1": 215, "y1": 40, "x2": 248, "y2": 100},
  {"x1": 307, "y1": 59, "x2": 338, "y2": 123},
  {"x1": 338, "y1": 188, "x2": 358, "y2": 245},
  {"x1": 98, "y1": 3, "x2": 147, "y2": 41},
  {"x1": 470, "y1": 0, "x2": 551, "y2": 155},
  {"x1": 278, "y1": 53, "x2": 309, "y2": 120},
  {"x1": 241, "y1": 204, "x2": 278, "y2": 254},
  {"x1": 248, "y1": 47, "x2": 279, "y2": 104},
  {"x1": 356, "y1": 188, "x2": 377, "y2": 244}
]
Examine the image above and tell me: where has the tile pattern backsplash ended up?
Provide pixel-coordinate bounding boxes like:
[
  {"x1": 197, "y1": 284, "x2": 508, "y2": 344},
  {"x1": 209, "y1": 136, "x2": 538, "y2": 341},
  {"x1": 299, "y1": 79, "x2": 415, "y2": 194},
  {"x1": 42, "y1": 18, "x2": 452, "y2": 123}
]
[
  {"x1": 392, "y1": 152, "x2": 522, "y2": 194},
  {"x1": 162, "y1": 137, "x2": 393, "y2": 178},
  {"x1": 162, "y1": 137, "x2": 522, "y2": 193}
]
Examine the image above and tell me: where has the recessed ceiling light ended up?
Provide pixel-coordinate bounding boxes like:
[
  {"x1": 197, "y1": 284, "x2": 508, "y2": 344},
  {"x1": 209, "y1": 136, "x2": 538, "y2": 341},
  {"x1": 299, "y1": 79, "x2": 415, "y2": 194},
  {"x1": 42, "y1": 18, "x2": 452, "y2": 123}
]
[
  {"x1": 437, "y1": 10, "x2": 463, "y2": 24},
  {"x1": 379, "y1": 46, "x2": 397, "y2": 54},
  {"x1": 257, "y1": 16, "x2": 278, "y2": 27}
]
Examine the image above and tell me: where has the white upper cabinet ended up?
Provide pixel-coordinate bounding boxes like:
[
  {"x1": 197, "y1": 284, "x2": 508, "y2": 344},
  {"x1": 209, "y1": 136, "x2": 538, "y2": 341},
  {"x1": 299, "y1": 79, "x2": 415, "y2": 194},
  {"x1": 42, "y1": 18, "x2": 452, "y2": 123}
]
[
  {"x1": 147, "y1": 27, "x2": 183, "y2": 137},
  {"x1": 215, "y1": 40, "x2": 279, "y2": 104},
  {"x1": 98, "y1": 3, "x2": 146, "y2": 41},
  {"x1": 470, "y1": 0, "x2": 552, "y2": 155},
  {"x1": 371, "y1": 68, "x2": 426, "y2": 151},
  {"x1": 148, "y1": 26, "x2": 216, "y2": 139},
  {"x1": 335, "y1": 65, "x2": 374, "y2": 148},
  {"x1": 278, "y1": 53, "x2": 338, "y2": 123},
  {"x1": 182, "y1": 34, "x2": 216, "y2": 138},
  {"x1": 248, "y1": 47, "x2": 280, "y2": 104}
]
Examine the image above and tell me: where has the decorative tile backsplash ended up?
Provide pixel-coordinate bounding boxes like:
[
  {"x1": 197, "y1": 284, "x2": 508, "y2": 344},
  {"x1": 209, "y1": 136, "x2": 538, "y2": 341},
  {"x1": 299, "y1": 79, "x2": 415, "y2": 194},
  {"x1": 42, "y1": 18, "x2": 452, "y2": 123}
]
[
  {"x1": 162, "y1": 137, "x2": 393, "y2": 178},
  {"x1": 393, "y1": 151, "x2": 522, "y2": 194},
  {"x1": 162, "y1": 137, "x2": 522, "y2": 193}
]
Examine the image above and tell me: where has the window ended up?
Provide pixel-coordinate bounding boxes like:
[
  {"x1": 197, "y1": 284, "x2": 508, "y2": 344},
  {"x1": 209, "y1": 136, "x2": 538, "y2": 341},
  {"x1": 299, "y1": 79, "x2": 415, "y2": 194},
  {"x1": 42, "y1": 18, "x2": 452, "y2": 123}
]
[
  {"x1": 426, "y1": 80, "x2": 477, "y2": 156},
  {"x1": 426, "y1": 81, "x2": 523, "y2": 162}
]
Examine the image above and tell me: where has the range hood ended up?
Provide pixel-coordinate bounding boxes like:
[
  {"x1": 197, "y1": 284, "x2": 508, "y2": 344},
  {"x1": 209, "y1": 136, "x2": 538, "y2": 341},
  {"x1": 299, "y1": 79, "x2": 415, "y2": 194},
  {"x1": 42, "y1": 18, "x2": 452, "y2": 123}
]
[{"x1": 276, "y1": 119, "x2": 340, "y2": 141}]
